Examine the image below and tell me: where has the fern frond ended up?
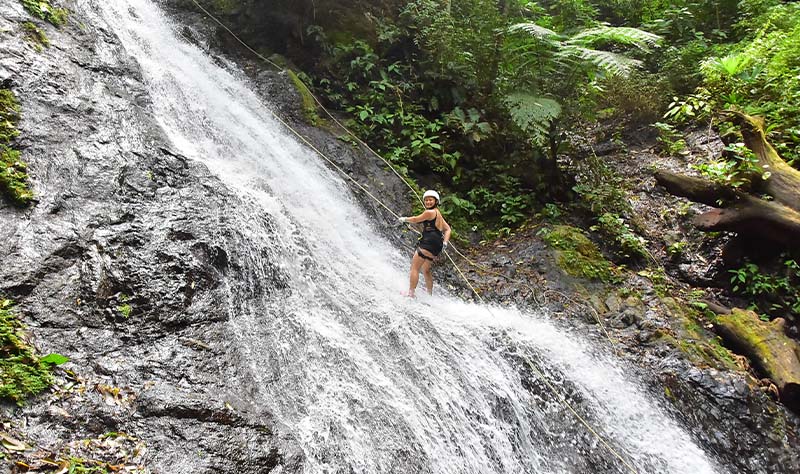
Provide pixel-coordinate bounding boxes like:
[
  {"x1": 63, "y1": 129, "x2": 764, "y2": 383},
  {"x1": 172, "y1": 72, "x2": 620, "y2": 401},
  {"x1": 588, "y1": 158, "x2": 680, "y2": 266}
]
[
  {"x1": 503, "y1": 93, "x2": 562, "y2": 145},
  {"x1": 702, "y1": 53, "x2": 750, "y2": 77},
  {"x1": 508, "y1": 22, "x2": 561, "y2": 41},
  {"x1": 568, "y1": 25, "x2": 661, "y2": 50},
  {"x1": 561, "y1": 46, "x2": 641, "y2": 76}
]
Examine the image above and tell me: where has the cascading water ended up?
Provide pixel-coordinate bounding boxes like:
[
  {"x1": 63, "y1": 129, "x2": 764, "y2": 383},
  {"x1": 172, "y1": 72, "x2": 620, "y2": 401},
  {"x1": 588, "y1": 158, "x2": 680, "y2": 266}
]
[{"x1": 89, "y1": 1, "x2": 722, "y2": 472}]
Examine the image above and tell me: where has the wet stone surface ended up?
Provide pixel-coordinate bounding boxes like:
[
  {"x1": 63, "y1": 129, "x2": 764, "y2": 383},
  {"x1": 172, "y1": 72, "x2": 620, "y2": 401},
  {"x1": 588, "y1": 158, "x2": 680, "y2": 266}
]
[
  {"x1": 444, "y1": 224, "x2": 800, "y2": 473},
  {"x1": 1, "y1": 0, "x2": 799, "y2": 473},
  {"x1": 1, "y1": 1, "x2": 302, "y2": 472}
]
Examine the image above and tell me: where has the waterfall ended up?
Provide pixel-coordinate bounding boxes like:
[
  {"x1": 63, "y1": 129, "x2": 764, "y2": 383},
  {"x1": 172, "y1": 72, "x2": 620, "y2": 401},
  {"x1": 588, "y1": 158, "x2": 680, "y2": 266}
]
[{"x1": 90, "y1": 1, "x2": 721, "y2": 472}]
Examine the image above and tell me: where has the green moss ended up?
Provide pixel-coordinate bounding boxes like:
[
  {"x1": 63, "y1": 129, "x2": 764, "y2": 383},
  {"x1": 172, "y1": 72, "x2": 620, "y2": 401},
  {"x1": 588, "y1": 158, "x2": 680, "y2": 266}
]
[
  {"x1": 117, "y1": 304, "x2": 132, "y2": 318},
  {"x1": 286, "y1": 69, "x2": 320, "y2": 126},
  {"x1": 660, "y1": 297, "x2": 739, "y2": 370},
  {"x1": 0, "y1": 89, "x2": 34, "y2": 205},
  {"x1": 115, "y1": 294, "x2": 133, "y2": 318},
  {"x1": 211, "y1": 0, "x2": 238, "y2": 14},
  {"x1": 0, "y1": 299, "x2": 54, "y2": 405},
  {"x1": 21, "y1": 0, "x2": 68, "y2": 26},
  {"x1": 0, "y1": 145, "x2": 35, "y2": 205},
  {"x1": 717, "y1": 309, "x2": 784, "y2": 373},
  {"x1": 541, "y1": 225, "x2": 617, "y2": 282},
  {"x1": 22, "y1": 21, "x2": 49, "y2": 51},
  {"x1": 0, "y1": 89, "x2": 21, "y2": 143}
]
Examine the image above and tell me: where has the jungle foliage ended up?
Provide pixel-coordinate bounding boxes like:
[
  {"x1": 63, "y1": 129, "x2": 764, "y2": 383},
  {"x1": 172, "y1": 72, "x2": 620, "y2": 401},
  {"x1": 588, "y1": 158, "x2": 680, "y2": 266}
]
[
  {"x1": 291, "y1": 1, "x2": 794, "y2": 236},
  {"x1": 197, "y1": 1, "x2": 800, "y2": 321},
  {"x1": 197, "y1": 0, "x2": 799, "y2": 239},
  {"x1": 297, "y1": 0, "x2": 668, "y2": 236}
]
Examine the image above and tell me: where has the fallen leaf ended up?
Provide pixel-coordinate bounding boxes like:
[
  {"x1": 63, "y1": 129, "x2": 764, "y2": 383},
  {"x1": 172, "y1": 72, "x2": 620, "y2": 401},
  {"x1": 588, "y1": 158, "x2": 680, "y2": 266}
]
[
  {"x1": 53, "y1": 459, "x2": 71, "y2": 474},
  {"x1": 48, "y1": 406, "x2": 73, "y2": 419},
  {"x1": 1, "y1": 432, "x2": 27, "y2": 452}
]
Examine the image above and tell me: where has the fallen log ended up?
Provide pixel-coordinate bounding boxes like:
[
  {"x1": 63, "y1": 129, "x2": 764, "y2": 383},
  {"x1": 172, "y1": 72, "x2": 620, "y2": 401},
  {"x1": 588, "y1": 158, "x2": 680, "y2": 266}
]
[
  {"x1": 714, "y1": 309, "x2": 800, "y2": 411},
  {"x1": 654, "y1": 170, "x2": 800, "y2": 245},
  {"x1": 728, "y1": 112, "x2": 800, "y2": 210},
  {"x1": 653, "y1": 170, "x2": 736, "y2": 207}
]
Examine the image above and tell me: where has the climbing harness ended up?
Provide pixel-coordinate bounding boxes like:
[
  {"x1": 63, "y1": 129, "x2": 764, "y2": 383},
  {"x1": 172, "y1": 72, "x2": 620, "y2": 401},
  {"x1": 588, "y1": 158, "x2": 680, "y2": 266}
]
[{"x1": 185, "y1": 2, "x2": 638, "y2": 471}]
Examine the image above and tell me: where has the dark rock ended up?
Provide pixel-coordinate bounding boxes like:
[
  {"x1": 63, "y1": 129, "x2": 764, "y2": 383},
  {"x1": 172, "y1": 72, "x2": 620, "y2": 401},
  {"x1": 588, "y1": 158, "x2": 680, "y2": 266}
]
[{"x1": 0, "y1": 2, "x2": 302, "y2": 471}]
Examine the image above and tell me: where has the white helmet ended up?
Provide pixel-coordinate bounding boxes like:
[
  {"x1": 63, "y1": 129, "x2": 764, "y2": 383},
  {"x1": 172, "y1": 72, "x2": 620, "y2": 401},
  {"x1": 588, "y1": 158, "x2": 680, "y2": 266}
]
[{"x1": 422, "y1": 190, "x2": 440, "y2": 203}]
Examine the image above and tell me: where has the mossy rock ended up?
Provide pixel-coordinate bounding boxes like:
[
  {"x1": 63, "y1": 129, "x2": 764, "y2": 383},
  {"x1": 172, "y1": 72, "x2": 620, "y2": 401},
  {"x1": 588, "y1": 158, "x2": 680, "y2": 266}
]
[
  {"x1": 286, "y1": 69, "x2": 320, "y2": 125},
  {"x1": 0, "y1": 89, "x2": 21, "y2": 143},
  {"x1": 210, "y1": 0, "x2": 240, "y2": 15},
  {"x1": 716, "y1": 309, "x2": 800, "y2": 409},
  {"x1": 22, "y1": 21, "x2": 50, "y2": 51},
  {"x1": 658, "y1": 297, "x2": 740, "y2": 371},
  {"x1": 0, "y1": 89, "x2": 34, "y2": 205},
  {"x1": 541, "y1": 225, "x2": 617, "y2": 282},
  {"x1": 21, "y1": 0, "x2": 68, "y2": 26},
  {"x1": 0, "y1": 299, "x2": 56, "y2": 404}
]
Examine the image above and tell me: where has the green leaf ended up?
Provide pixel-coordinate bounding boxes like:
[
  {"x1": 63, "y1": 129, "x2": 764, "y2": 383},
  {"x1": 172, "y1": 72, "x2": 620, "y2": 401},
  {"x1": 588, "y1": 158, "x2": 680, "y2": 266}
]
[
  {"x1": 503, "y1": 93, "x2": 561, "y2": 145},
  {"x1": 561, "y1": 46, "x2": 641, "y2": 76},
  {"x1": 40, "y1": 353, "x2": 69, "y2": 365},
  {"x1": 508, "y1": 22, "x2": 560, "y2": 41},
  {"x1": 568, "y1": 26, "x2": 661, "y2": 50}
]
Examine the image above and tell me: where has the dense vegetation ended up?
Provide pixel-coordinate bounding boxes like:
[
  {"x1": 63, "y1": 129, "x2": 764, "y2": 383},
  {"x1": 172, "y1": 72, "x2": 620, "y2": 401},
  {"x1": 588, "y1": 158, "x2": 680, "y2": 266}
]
[
  {"x1": 196, "y1": 1, "x2": 798, "y2": 233},
  {"x1": 185, "y1": 1, "x2": 800, "y2": 325}
]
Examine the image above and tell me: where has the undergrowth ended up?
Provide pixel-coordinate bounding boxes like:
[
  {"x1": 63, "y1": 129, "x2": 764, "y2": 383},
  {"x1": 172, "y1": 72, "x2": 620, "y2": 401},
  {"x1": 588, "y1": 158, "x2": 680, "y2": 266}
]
[{"x1": 729, "y1": 258, "x2": 800, "y2": 321}]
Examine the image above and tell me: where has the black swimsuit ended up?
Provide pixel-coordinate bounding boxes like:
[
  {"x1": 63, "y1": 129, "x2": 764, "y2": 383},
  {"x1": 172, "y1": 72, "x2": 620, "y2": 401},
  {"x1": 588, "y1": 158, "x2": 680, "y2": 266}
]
[{"x1": 417, "y1": 212, "x2": 444, "y2": 261}]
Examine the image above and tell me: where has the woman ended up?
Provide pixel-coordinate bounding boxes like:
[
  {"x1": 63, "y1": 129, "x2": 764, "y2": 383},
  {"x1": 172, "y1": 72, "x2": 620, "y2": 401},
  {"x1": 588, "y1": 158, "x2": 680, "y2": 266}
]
[{"x1": 399, "y1": 190, "x2": 452, "y2": 297}]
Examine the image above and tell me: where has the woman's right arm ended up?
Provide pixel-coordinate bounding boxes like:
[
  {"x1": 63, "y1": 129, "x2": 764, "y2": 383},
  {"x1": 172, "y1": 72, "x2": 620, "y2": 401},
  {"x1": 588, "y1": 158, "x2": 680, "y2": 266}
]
[{"x1": 402, "y1": 210, "x2": 436, "y2": 224}]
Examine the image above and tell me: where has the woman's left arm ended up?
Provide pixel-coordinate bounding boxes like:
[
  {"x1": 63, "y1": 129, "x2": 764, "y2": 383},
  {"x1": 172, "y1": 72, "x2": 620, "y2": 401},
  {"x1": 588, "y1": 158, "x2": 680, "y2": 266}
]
[{"x1": 442, "y1": 221, "x2": 452, "y2": 247}]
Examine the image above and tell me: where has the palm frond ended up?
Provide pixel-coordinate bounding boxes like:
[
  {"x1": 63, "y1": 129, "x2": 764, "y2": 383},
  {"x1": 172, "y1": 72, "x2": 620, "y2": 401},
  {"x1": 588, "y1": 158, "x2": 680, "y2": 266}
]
[
  {"x1": 561, "y1": 46, "x2": 641, "y2": 76},
  {"x1": 568, "y1": 25, "x2": 661, "y2": 50},
  {"x1": 503, "y1": 93, "x2": 562, "y2": 145}
]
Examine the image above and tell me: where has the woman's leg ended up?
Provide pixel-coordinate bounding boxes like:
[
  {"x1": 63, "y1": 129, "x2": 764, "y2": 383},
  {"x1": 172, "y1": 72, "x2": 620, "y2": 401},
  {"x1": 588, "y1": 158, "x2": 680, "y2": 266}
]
[
  {"x1": 422, "y1": 259, "x2": 434, "y2": 295},
  {"x1": 408, "y1": 252, "x2": 426, "y2": 297},
  {"x1": 415, "y1": 248, "x2": 436, "y2": 295}
]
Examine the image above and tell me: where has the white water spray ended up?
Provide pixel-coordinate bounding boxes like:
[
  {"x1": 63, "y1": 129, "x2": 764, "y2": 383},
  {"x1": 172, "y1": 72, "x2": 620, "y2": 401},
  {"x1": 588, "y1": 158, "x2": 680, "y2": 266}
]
[{"x1": 90, "y1": 1, "x2": 721, "y2": 472}]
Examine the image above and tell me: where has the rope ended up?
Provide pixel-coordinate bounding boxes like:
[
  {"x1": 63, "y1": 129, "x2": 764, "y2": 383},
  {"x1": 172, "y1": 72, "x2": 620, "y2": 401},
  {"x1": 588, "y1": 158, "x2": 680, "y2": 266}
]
[
  {"x1": 185, "y1": 1, "x2": 636, "y2": 470},
  {"x1": 444, "y1": 239, "x2": 620, "y2": 356},
  {"x1": 190, "y1": 0, "x2": 627, "y2": 355},
  {"x1": 187, "y1": 0, "x2": 424, "y2": 205},
  {"x1": 517, "y1": 351, "x2": 639, "y2": 474}
]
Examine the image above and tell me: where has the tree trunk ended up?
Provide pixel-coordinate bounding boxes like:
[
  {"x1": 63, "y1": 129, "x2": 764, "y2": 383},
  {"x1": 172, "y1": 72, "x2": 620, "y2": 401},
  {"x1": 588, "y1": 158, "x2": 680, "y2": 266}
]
[
  {"x1": 654, "y1": 113, "x2": 800, "y2": 246},
  {"x1": 715, "y1": 309, "x2": 800, "y2": 411},
  {"x1": 729, "y1": 112, "x2": 800, "y2": 210},
  {"x1": 654, "y1": 171, "x2": 800, "y2": 245}
]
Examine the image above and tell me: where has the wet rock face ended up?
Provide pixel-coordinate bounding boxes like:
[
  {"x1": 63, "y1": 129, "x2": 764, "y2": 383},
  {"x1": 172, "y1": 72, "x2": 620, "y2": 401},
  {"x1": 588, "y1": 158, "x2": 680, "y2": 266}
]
[
  {"x1": 0, "y1": 1, "x2": 301, "y2": 471},
  {"x1": 3, "y1": 0, "x2": 799, "y2": 473},
  {"x1": 452, "y1": 230, "x2": 800, "y2": 473},
  {"x1": 659, "y1": 363, "x2": 800, "y2": 474}
]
